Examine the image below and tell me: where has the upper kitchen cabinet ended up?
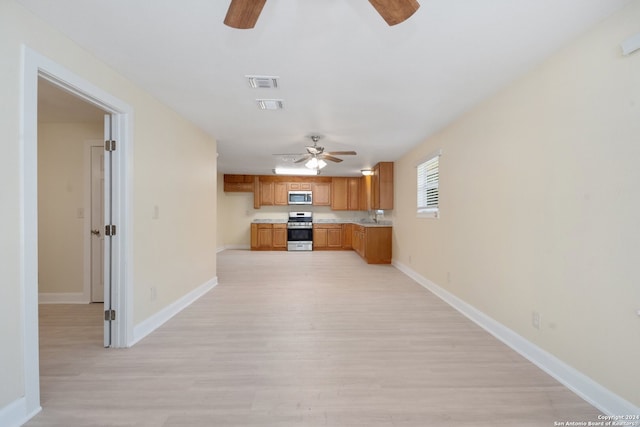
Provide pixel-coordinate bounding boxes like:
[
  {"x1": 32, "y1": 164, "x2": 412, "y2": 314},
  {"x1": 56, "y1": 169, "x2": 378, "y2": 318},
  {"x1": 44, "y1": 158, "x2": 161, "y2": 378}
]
[
  {"x1": 223, "y1": 174, "x2": 255, "y2": 192},
  {"x1": 312, "y1": 182, "x2": 331, "y2": 206},
  {"x1": 222, "y1": 172, "x2": 391, "y2": 210},
  {"x1": 274, "y1": 182, "x2": 288, "y2": 206},
  {"x1": 260, "y1": 181, "x2": 275, "y2": 206},
  {"x1": 371, "y1": 162, "x2": 394, "y2": 210},
  {"x1": 331, "y1": 177, "x2": 360, "y2": 210},
  {"x1": 288, "y1": 182, "x2": 312, "y2": 191}
]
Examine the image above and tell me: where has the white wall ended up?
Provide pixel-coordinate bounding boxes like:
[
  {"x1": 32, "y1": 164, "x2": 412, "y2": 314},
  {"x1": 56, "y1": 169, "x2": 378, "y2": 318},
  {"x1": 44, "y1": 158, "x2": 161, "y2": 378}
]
[
  {"x1": 38, "y1": 121, "x2": 102, "y2": 296},
  {"x1": 393, "y1": 2, "x2": 640, "y2": 407},
  {"x1": 0, "y1": 0, "x2": 217, "y2": 415}
]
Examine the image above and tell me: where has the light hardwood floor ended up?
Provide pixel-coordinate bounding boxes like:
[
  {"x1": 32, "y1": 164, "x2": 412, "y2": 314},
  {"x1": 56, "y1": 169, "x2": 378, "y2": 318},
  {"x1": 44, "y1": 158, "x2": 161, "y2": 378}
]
[{"x1": 27, "y1": 250, "x2": 600, "y2": 426}]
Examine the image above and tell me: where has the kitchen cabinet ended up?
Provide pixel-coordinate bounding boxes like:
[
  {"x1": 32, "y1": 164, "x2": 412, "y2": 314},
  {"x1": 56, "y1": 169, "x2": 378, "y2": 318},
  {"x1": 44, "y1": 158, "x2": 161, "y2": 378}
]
[
  {"x1": 359, "y1": 175, "x2": 372, "y2": 211},
  {"x1": 223, "y1": 174, "x2": 254, "y2": 192},
  {"x1": 342, "y1": 223, "x2": 353, "y2": 249},
  {"x1": 288, "y1": 182, "x2": 311, "y2": 191},
  {"x1": 274, "y1": 182, "x2": 288, "y2": 206},
  {"x1": 313, "y1": 224, "x2": 344, "y2": 249},
  {"x1": 312, "y1": 182, "x2": 331, "y2": 206},
  {"x1": 251, "y1": 223, "x2": 287, "y2": 250},
  {"x1": 351, "y1": 224, "x2": 392, "y2": 264},
  {"x1": 224, "y1": 173, "x2": 390, "y2": 211},
  {"x1": 331, "y1": 177, "x2": 361, "y2": 210},
  {"x1": 272, "y1": 223, "x2": 287, "y2": 248},
  {"x1": 331, "y1": 178, "x2": 348, "y2": 210},
  {"x1": 372, "y1": 162, "x2": 394, "y2": 210}
]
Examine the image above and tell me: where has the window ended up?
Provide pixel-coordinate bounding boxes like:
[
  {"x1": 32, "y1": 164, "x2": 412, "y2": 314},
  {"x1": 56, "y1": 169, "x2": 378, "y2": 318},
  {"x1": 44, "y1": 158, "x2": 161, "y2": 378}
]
[{"x1": 417, "y1": 151, "x2": 440, "y2": 218}]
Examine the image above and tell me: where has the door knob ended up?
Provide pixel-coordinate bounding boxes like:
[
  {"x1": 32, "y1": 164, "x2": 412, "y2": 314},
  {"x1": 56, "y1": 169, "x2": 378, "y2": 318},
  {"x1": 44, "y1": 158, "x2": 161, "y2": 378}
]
[{"x1": 91, "y1": 229, "x2": 101, "y2": 236}]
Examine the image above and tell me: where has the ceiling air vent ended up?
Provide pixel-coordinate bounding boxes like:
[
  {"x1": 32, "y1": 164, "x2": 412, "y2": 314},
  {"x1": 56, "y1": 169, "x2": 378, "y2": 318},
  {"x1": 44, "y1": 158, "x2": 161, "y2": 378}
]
[
  {"x1": 246, "y1": 75, "x2": 279, "y2": 89},
  {"x1": 257, "y1": 99, "x2": 284, "y2": 110}
]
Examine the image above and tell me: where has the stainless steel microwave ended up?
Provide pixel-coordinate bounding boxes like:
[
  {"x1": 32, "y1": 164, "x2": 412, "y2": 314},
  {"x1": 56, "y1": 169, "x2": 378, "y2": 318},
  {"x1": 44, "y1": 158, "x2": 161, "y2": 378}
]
[{"x1": 288, "y1": 191, "x2": 312, "y2": 205}]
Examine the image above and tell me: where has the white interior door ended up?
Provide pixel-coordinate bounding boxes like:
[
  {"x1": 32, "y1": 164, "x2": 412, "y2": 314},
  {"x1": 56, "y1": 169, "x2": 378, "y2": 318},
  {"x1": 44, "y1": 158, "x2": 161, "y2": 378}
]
[
  {"x1": 90, "y1": 145, "x2": 105, "y2": 302},
  {"x1": 103, "y1": 114, "x2": 114, "y2": 347}
]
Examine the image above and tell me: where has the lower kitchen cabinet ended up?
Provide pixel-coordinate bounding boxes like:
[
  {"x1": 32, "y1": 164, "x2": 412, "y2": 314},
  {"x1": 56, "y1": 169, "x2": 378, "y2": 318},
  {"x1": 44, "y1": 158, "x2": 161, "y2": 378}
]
[
  {"x1": 253, "y1": 222, "x2": 391, "y2": 263},
  {"x1": 272, "y1": 223, "x2": 287, "y2": 249},
  {"x1": 313, "y1": 224, "x2": 344, "y2": 250},
  {"x1": 352, "y1": 225, "x2": 392, "y2": 264},
  {"x1": 251, "y1": 223, "x2": 287, "y2": 250}
]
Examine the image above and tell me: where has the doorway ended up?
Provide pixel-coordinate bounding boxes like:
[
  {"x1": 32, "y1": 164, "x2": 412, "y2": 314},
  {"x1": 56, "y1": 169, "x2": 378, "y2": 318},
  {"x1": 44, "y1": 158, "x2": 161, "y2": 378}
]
[
  {"x1": 22, "y1": 46, "x2": 133, "y2": 417},
  {"x1": 37, "y1": 79, "x2": 105, "y2": 308}
]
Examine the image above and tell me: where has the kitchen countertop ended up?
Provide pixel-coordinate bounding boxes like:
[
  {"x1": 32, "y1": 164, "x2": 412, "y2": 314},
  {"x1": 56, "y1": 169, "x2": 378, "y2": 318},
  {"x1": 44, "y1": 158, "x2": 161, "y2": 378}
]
[
  {"x1": 315, "y1": 219, "x2": 393, "y2": 227},
  {"x1": 252, "y1": 218, "x2": 392, "y2": 227}
]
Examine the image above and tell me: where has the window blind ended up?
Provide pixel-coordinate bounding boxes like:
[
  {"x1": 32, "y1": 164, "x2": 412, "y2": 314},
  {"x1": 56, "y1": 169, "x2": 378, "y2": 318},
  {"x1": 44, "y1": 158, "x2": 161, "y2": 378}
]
[{"x1": 417, "y1": 155, "x2": 439, "y2": 212}]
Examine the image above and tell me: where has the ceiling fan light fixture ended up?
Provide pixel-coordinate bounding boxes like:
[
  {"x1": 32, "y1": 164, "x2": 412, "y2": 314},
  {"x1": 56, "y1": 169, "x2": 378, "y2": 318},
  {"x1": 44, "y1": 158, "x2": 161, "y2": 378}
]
[
  {"x1": 305, "y1": 157, "x2": 327, "y2": 170},
  {"x1": 274, "y1": 167, "x2": 319, "y2": 176}
]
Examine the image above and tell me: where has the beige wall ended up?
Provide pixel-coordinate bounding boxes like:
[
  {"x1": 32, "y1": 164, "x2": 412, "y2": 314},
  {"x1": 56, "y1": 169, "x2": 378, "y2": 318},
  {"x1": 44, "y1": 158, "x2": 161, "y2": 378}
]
[
  {"x1": 38, "y1": 121, "x2": 102, "y2": 295},
  {"x1": 1, "y1": 0, "x2": 217, "y2": 411},
  {"x1": 393, "y1": 2, "x2": 640, "y2": 407}
]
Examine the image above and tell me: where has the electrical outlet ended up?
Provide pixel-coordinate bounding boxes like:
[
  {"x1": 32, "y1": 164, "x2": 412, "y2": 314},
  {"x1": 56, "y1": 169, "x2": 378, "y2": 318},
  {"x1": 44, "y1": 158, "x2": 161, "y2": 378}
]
[
  {"x1": 447, "y1": 272, "x2": 451, "y2": 284},
  {"x1": 532, "y1": 311, "x2": 541, "y2": 330},
  {"x1": 150, "y1": 287, "x2": 157, "y2": 301}
]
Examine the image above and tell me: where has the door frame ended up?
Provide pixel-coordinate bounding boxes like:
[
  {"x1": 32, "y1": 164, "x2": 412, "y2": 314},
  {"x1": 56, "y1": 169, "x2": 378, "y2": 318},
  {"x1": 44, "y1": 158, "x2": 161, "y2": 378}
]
[{"x1": 21, "y1": 46, "x2": 134, "y2": 416}]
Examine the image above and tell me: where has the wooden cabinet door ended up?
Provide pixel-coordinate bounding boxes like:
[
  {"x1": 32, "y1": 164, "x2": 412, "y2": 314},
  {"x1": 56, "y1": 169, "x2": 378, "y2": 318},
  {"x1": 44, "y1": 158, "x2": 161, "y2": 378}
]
[
  {"x1": 312, "y1": 182, "x2": 331, "y2": 206},
  {"x1": 352, "y1": 225, "x2": 363, "y2": 256},
  {"x1": 272, "y1": 224, "x2": 287, "y2": 248},
  {"x1": 289, "y1": 182, "x2": 312, "y2": 191},
  {"x1": 250, "y1": 223, "x2": 258, "y2": 249},
  {"x1": 257, "y1": 227, "x2": 273, "y2": 248},
  {"x1": 372, "y1": 164, "x2": 380, "y2": 210},
  {"x1": 363, "y1": 227, "x2": 392, "y2": 264},
  {"x1": 314, "y1": 227, "x2": 328, "y2": 248},
  {"x1": 327, "y1": 228, "x2": 343, "y2": 248},
  {"x1": 359, "y1": 175, "x2": 372, "y2": 211},
  {"x1": 371, "y1": 162, "x2": 393, "y2": 210},
  {"x1": 331, "y1": 177, "x2": 348, "y2": 210},
  {"x1": 342, "y1": 223, "x2": 352, "y2": 249},
  {"x1": 274, "y1": 182, "x2": 288, "y2": 206},
  {"x1": 377, "y1": 162, "x2": 394, "y2": 210},
  {"x1": 260, "y1": 181, "x2": 274, "y2": 206},
  {"x1": 347, "y1": 177, "x2": 360, "y2": 211}
]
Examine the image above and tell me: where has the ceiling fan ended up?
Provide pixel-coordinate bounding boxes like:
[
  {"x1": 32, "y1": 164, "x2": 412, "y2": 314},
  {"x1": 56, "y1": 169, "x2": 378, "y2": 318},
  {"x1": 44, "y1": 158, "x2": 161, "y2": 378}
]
[
  {"x1": 293, "y1": 135, "x2": 357, "y2": 169},
  {"x1": 224, "y1": 0, "x2": 420, "y2": 29}
]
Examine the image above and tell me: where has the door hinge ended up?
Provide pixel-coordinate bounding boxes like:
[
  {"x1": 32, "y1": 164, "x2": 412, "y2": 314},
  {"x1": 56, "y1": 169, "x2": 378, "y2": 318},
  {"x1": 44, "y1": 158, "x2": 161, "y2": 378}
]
[
  {"x1": 105, "y1": 140, "x2": 116, "y2": 151},
  {"x1": 105, "y1": 224, "x2": 117, "y2": 236},
  {"x1": 104, "y1": 309, "x2": 116, "y2": 321}
]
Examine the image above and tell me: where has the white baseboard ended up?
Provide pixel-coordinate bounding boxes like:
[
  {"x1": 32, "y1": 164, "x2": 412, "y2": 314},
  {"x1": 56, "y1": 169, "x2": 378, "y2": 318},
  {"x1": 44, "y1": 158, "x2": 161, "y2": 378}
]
[
  {"x1": 38, "y1": 292, "x2": 87, "y2": 304},
  {"x1": 0, "y1": 397, "x2": 41, "y2": 427},
  {"x1": 392, "y1": 260, "x2": 639, "y2": 416},
  {"x1": 131, "y1": 277, "x2": 218, "y2": 346}
]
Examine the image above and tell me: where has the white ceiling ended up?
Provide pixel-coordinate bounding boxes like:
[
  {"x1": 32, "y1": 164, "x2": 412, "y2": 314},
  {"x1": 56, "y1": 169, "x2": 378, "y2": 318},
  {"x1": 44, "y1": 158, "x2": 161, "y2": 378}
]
[{"x1": 22, "y1": 0, "x2": 631, "y2": 176}]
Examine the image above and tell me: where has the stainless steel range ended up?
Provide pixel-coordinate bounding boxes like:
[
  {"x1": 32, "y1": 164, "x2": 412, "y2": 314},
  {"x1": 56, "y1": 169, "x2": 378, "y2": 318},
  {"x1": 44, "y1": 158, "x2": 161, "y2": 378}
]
[{"x1": 287, "y1": 211, "x2": 313, "y2": 251}]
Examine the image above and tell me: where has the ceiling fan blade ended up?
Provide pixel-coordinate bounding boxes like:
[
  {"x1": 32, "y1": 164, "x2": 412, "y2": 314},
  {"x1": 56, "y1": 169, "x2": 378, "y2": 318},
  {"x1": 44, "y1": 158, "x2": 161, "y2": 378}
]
[
  {"x1": 294, "y1": 154, "x2": 312, "y2": 164},
  {"x1": 224, "y1": 0, "x2": 267, "y2": 29},
  {"x1": 321, "y1": 154, "x2": 343, "y2": 163},
  {"x1": 368, "y1": 0, "x2": 420, "y2": 26},
  {"x1": 326, "y1": 151, "x2": 357, "y2": 156}
]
